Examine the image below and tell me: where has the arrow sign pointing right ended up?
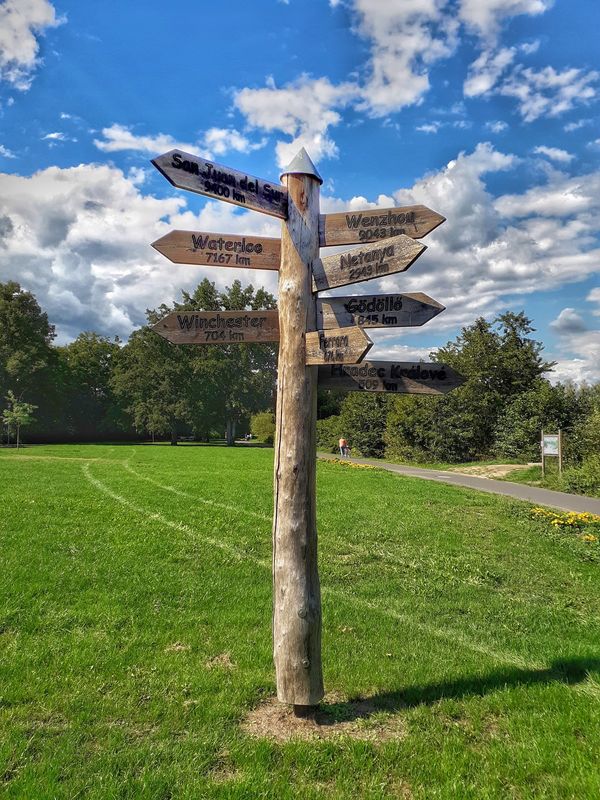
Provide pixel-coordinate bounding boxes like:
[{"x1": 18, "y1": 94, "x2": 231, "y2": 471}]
[
  {"x1": 317, "y1": 293, "x2": 445, "y2": 329},
  {"x1": 312, "y1": 234, "x2": 426, "y2": 292},
  {"x1": 305, "y1": 326, "x2": 372, "y2": 365},
  {"x1": 319, "y1": 204, "x2": 445, "y2": 247},
  {"x1": 319, "y1": 361, "x2": 464, "y2": 394}
]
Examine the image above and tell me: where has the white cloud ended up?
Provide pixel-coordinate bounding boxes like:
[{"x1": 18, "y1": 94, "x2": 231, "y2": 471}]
[
  {"x1": 42, "y1": 131, "x2": 65, "y2": 141},
  {"x1": 93, "y1": 124, "x2": 265, "y2": 161},
  {"x1": 351, "y1": 0, "x2": 459, "y2": 116},
  {"x1": 564, "y1": 118, "x2": 592, "y2": 132},
  {"x1": 0, "y1": 164, "x2": 280, "y2": 342},
  {"x1": 416, "y1": 122, "x2": 441, "y2": 134},
  {"x1": 550, "y1": 308, "x2": 587, "y2": 333},
  {"x1": 500, "y1": 65, "x2": 599, "y2": 122},
  {"x1": 464, "y1": 46, "x2": 515, "y2": 97},
  {"x1": 532, "y1": 145, "x2": 574, "y2": 163},
  {"x1": 495, "y1": 170, "x2": 598, "y2": 217},
  {"x1": 235, "y1": 76, "x2": 358, "y2": 167},
  {"x1": 458, "y1": 0, "x2": 552, "y2": 40},
  {"x1": 0, "y1": 144, "x2": 16, "y2": 158},
  {"x1": 0, "y1": 0, "x2": 63, "y2": 90},
  {"x1": 485, "y1": 120, "x2": 508, "y2": 133}
]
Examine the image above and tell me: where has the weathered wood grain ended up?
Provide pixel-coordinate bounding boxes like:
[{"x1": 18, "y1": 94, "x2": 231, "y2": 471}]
[
  {"x1": 312, "y1": 234, "x2": 426, "y2": 292},
  {"x1": 305, "y1": 326, "x2": 372, "y2": 365},
  {"x1": 152, "y1": 230, "x2": 281, "y2": 270},
  {"x1": 272, "y1": 164, "x2": 324, "y2": 708},
  {"x1": 151, "y1": 149, "x2": 288, "y2": 219},
  {"x1": 318, "y1": 361, "x2": 464, "y2": 394},
  {"x1": 317, "y1": 292, "x2": 445, "y2": 329},
  {"x1": 319, "y1": 204, "x2": 445, "y2": 246},
  {"x1": 151, "y1": 310, "x2": 279, "y2": 344}
]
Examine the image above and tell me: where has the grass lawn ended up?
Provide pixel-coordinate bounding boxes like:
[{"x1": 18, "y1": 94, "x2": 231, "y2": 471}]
[{"x1": 1, "y1": 444, "x2": 599, "y2": 799}]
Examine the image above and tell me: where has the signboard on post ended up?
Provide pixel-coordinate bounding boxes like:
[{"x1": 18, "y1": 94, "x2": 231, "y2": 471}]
[
  {"x1": 305, "y1": 326, "x2": 372, "y2": 365},
  {"x1": 319, "y1": 204, "x2": 445, "y2": 247},
  {"x1": 317, "y1": 292, "x2": 445, "y2": 329},
  {"x1": 319, "y1": 361, "x2": 464, "y2": 394},
  {"x1": 152, "y1": 149, "x2": 288, "y2": 219},
  {"x1": 312, "y1": 234, "x2": 426, "y2": 292},
  {"x1": 151, "y1": 310, "x2": 280, "y2": 344},
  {"x1": 152, "y1": 231, "x2": 281, "y2": 270},
  {"x1": 541, "y1": 430, "x2": 563, "y2": 475}
]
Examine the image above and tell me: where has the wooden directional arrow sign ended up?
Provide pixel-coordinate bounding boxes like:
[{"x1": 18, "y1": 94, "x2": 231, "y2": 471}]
[
  {"x1": 317, "y1": 293, "x2": 445, "y2": 329},
  {"x1": 319, "y1": 205, "x2": 445, "y2": 247},
  {"x1": 312, "y1": 234, "x2": 426, "y2": 292},
  {"x1": 151, "y1": 150, "x2": 288, "y2": 219},
  {"x1": 152, "y1": 230, "x2": 281, "y2": 271},
  {"x1": 152, "y1": 310, "x2": 280, "y2": 344},
  {"x1": 305, "y1": 326, "x2": 372, "y2": 365},
  {"x1": 319, "y1": 361, "x2": 464, "y2": 394}
]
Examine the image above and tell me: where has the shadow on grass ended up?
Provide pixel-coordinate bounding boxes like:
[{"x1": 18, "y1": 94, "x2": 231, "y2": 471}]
[{"x1": 316, "y1": 658, "x2": 600, "y2": 724}]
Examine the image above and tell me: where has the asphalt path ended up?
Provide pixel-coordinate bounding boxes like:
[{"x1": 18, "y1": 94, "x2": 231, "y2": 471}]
[{"x1": 319, "y1": 454, "x2": 600, "y2": 514}]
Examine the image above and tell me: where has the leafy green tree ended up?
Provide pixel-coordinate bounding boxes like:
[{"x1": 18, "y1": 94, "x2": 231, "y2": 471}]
[
  {"x1": 111, "y1": 326, "x2": 197, "y2": 445},
  {"x1": 2, "y1": 391, "x2": 37, "y2": 448},
  {"x1": 0, "y1": 282, "x2": 55, "y2": 399},
  {"x1": 338, "y1": 393, "x2": 390, "y2": 457},
  {"x1": 59, "y1": 332, "x2": 129, "y2": 439},
  {"x1": 385, "y1": 312, "x2": 555, "y2": 462}
]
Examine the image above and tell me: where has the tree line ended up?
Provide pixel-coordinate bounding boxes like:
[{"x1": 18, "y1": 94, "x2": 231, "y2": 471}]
[
  {"x1": 1, "y1": 280, "x2": 598, "y2": 489},
  {"x1": 0, "y1": 279, "x2": 277, "y2": 445}
]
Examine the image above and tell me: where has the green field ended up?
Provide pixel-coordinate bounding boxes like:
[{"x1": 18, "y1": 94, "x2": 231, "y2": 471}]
[{"x1": 1, "y1": 445, "x2": 599, "y2": 799}]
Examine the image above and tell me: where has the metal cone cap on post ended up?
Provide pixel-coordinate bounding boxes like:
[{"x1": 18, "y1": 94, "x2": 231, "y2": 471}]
[{"x1": 280, "y1": 147, "x2": 323, "y2": 185}]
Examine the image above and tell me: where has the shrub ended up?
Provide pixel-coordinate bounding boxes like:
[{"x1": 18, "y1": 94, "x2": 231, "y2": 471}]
[
  {"x1": 250, "y1": 411, "x2": 276, "y2": 444},
  {"x1": 561, "y1": 455, "x2": 600, "y2": 498}
]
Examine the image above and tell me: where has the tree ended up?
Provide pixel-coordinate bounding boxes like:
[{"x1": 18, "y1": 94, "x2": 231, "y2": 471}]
[
  {"x1": 251, "y1": 411, "x2": 276, "y2": 444},
  {"x1": 0, "y1": 282, "x2": 55, "y2": 400},
  {"x1": 154, "y1": 279, "x2": 278, "y2": 446},
  {"x1": 3, "y1": 391, "x2": 37, "y2": 448},
  {"x1": 59, "y1": 332, "x2": 129, "y2": 440},
  {"x1": 385, "y1": 312, "x2": 555, "y2": 462},
  {"x1": 338, "y1": 393, "x2": 390, "y2": 457},
  {"x1": 111, "y1": 326, "x2": 197, "y2": 445}
]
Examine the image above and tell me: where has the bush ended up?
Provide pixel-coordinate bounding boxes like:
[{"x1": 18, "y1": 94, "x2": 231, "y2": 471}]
[
  {"x1": 250, "y1": 411, "x2": 276, "y2": 444},
  {"x1": 561, "y1": 456, "x2": 600, "y2": 498},
  {"x1": 316, "y1": 414, "x2": 343, "y2": 453}
]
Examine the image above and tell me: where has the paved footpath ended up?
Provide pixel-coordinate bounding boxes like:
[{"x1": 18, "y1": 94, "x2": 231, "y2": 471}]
[{"x1": 318, "y1": 453, "x2": 600, "y2": 514}]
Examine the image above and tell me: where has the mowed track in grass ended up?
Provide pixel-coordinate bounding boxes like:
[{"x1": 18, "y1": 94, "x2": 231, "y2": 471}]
[{"x1": 1, "y1": 444, "x2": 599, "y2": 800}]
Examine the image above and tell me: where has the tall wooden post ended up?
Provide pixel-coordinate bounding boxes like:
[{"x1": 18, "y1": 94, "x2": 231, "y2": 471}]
[{"x1": 272, "y1": 149, "x2": 324, "y2": 711}]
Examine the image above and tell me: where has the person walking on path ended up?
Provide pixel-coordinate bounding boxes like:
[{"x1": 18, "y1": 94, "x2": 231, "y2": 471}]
[{"x1": 339, "y1": 437, "x2": 348, "y2": 457}]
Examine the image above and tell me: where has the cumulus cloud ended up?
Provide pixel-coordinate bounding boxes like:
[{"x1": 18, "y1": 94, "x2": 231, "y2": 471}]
[
  {"x1": 234, "y1": 76, "x2": 358, "y2": 167},
  {"x1": 464, "y1": 46, "x2": 516, "y2": 97},
  {"x1": 0, "y1": 144, "x2": 16, "y2": 158},
  {"x1": 94, "y1": 124, "x2": 266, "y2": 161},
  {"x1": 0, "y1": 0, "x2": 63, "y2": 90},
  {"x1": 550, "y1": 308, "x2": 587, "y2": 333},
  {"x1": 485, "y1": 120, "x2": 508, "y2": 133},
  {"x1": 0, "y1": 164, "x2": 280, "y2": 342}
]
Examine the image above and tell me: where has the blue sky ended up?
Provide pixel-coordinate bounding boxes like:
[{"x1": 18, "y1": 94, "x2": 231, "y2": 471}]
[{"x1": 0, "y1": 0, "x2": 599, "y2": 383}]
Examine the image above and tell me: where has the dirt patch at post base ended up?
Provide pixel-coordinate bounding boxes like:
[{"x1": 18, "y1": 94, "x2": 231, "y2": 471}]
[{"x1": 241, "y1": 692, "x2": 407, "y2": 742}]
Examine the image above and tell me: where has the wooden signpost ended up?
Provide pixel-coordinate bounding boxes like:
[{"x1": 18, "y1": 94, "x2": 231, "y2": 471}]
[
  {"x1": 151, "y1": 310, "x2": 280, "y2": 344},
  {"x1": 151, "y1": 144, "x2": 459, "y2": 715},
  {"x1": 152, "y1": 149, "x2": 288, "y2": 218},
  {"x1": 317, "y1": 292, "x2": 445, "y2": 329},
  {"x1": 319, "y1": 204, "x2": 445, "y2": 247},
  {"x1": 152, "y1": 231, "x2": 281, "y2": 270},
  {"x1": 305, "y1": 326, "x2": 372, "y2": 365},
  {"x1": 312, "y1": 234, "x2": 426, "y2": 292},
  {"x1": 318, "y1": 361, "x2": 464, "y2": 395}
]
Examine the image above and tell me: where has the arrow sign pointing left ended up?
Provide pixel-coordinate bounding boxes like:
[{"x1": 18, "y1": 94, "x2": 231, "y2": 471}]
[
  {"x1": 152, "y1": 310, "x2": 280, "y2": 344},
  {"x1": 151, "y1": 149, "x2": 288, "y2": 219},
  {"x1": 305, "y1": 326, "x2": 372, "y2": 365}
]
